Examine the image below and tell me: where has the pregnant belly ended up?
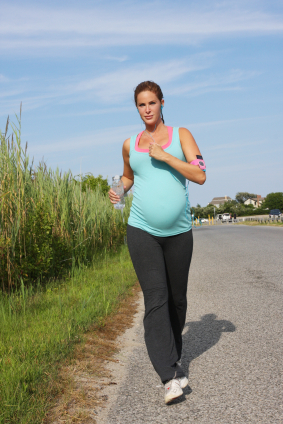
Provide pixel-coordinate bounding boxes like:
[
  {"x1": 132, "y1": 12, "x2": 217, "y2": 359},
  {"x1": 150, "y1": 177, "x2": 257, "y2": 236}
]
[{"x1": 133, "y1": 186, "x2": 187, "y2": 230}]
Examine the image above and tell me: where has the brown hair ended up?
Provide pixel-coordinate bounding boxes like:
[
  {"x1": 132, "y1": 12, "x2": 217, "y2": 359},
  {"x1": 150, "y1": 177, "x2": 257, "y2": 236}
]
[{"x1": 134, "y1": 81, "x2": 164, "y2": 123}]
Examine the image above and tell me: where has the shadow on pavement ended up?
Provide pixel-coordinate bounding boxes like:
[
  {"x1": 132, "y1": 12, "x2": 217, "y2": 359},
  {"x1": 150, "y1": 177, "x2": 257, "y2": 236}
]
[
  {"x1": 182, "y1": 314, "x2": 236, "y2": 381},
  {"x1": 168, "y1": 314, "x2": 235, "y2": 405}
]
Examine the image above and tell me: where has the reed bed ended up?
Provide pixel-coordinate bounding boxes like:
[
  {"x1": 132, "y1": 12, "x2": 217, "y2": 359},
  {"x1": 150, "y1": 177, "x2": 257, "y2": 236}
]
[{"x1": 0, "y1": 112, "x2": 130, "y2": 291}]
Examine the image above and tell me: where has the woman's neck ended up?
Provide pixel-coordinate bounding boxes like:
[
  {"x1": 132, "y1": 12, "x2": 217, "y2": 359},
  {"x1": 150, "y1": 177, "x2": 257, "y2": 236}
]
[{"x1": 144, "y1": 117, "x2": 164, "y2": 134}]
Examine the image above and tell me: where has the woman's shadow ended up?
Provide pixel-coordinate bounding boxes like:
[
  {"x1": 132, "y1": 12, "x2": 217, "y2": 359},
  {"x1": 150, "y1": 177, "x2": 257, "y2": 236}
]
[{"x1": 176, "y1": 314, "x2": 236, "y2": 399}]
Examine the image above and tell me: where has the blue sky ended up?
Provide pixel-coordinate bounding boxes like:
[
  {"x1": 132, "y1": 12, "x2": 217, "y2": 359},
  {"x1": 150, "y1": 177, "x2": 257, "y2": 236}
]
[{"x1": 1, "y1": 0, "x2": 282, "y2": 206}]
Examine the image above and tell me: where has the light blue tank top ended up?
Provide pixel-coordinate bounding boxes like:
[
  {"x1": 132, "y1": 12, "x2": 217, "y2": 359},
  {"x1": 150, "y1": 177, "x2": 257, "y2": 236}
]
[{"x1": 128, "y1": 126, "x2": 192, "y2": 237}]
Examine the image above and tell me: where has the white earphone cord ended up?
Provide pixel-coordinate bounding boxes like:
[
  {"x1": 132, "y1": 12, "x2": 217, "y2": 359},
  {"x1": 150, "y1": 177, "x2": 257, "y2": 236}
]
[{"x1": 144, "y1": 123, "x2": 157, "y2": 143}]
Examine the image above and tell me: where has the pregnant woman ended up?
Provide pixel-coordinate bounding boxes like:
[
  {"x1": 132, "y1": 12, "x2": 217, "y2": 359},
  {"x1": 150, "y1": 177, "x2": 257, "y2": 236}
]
[{"x1": 108, "y1": 81, "x2": 206, "y2": 404}]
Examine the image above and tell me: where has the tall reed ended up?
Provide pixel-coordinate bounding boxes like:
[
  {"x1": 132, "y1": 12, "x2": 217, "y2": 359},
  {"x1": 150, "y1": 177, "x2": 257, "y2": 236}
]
[{"x1": 0, "y1": 111, "x2": 130, "y2": 291}]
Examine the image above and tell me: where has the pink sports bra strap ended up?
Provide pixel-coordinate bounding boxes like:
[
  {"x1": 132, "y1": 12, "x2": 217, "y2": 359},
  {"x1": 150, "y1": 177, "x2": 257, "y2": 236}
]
[
  {"x1": 167, "y1": 126, "x2": 173, "y2": 142},
  {"x1": 135, "y1": 126, "x2": 173, "y2": 152}
]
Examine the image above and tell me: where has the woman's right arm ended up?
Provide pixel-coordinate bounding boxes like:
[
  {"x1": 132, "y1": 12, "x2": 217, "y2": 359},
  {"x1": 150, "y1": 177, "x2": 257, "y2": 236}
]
[
  {"x1": 108, "y1": 138, "x2": 134, "y2": 204},
  {"x1": 121, "y1": 138, "x2": 134, "y2": 192}
]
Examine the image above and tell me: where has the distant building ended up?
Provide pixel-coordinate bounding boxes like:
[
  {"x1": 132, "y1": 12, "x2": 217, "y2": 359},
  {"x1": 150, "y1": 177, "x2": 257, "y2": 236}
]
[
  {"x1": 244, "y1": 195, "x2": 265, "y2": 208},
  {"x1": 208, "y1": 196, "x2": 232, "y2": 208}
]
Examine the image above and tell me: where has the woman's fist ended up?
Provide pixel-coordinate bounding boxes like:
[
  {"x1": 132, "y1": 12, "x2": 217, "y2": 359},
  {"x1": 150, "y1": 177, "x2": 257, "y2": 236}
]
[{"x1": 149, "y1": 142, "x2": 167, "y2": 161}]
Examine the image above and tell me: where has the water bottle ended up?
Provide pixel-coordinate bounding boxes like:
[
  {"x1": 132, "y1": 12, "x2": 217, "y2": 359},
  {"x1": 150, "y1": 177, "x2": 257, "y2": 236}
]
[{"x1": 112, "y1": 175, "x2": 125, "y2": 210}]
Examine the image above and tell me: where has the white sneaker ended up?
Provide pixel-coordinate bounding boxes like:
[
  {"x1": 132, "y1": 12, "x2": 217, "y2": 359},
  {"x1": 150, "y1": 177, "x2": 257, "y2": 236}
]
[
  {"x1": 164, "y1": 379, "x2": 183, "y2": 404},
  {"x1": 176, "y1": 360, "x2": 188, "y2": 388},
  {"x1": 178, "y1": 376, "x2": 188, "y2": 389}
]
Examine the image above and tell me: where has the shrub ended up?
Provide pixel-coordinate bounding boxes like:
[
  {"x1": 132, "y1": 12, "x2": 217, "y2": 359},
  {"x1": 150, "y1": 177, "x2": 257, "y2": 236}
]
[{"x1": 74, "y1": 173, "x2": 110, "y2": 195}]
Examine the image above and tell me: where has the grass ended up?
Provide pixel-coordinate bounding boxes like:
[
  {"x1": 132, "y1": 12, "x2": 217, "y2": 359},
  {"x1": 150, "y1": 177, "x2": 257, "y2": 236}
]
[
  {"x1": 0, "y1": 246, "x2": 137, "y2": 424},
  {"x1": 235, "y1": 220, "x2": 283, "y2": 227},
  {"x1": 45, "y1": 282, "x2": 141, "y2": 423}
]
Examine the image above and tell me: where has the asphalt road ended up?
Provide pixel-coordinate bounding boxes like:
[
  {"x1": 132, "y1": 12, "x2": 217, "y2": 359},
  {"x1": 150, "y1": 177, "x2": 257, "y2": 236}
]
[{"x1": 106, "y1": 225, "x2": 283, "y2": 423}]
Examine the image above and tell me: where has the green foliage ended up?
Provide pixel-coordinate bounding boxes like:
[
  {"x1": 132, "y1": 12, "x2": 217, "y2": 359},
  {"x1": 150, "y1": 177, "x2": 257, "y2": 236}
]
[
  {"x1": 235, "y1": 192, "x2": 257, "y2": 203},
  {"x1": 16, "y1": 200, "x2": 72, "y2": 282},
  {"x1": 262, "y1": 192, "x2": 283, "y2": 211},
  {"x1": 0, "y1": 114, "x2": 130, "y2": 291},
  {"x1": 74, "y1": 173, "x2": 110, "y2": 195},
  {"x1": 0, "y1": 246, "x2": 136, "y2": 424},
  {"x1": 191, "y1": 200, "x2": 269, "y2": 219}
]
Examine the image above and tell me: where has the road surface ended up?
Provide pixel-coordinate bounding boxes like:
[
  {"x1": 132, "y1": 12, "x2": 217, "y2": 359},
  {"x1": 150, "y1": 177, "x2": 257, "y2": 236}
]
[{"x1": 101, "y1": 225, "x2": 283, "y2": 423}]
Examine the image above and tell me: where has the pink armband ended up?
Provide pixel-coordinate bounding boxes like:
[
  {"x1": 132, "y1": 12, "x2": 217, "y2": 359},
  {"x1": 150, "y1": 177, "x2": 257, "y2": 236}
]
[{"x1": 190, "y1": 158, "x2": 206, "y2": 171}]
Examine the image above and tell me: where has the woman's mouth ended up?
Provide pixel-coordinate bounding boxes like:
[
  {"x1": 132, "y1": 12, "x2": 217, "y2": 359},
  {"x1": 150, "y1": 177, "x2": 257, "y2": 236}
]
[{"x1": 145, "y1": 115, "x2": 153, "y2": 119}]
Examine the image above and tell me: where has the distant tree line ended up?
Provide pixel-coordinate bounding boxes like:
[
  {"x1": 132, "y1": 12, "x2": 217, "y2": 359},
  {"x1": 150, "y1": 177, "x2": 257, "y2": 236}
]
[{"x1": 191, "y1": 192, "x2": 283, "y2": 219}]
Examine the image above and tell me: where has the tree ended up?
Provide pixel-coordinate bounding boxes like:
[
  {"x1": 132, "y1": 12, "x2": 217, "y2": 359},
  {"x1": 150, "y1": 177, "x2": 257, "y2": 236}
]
[
  {"x1": 262, "y1": 192, "x2": 283, "y2": 211},
  {"x1": 74, "y1": 173, "x2": 110, "y2": 195},
  {"x1": 235, "y1": 192, "x2": 257, "y2": 203}
]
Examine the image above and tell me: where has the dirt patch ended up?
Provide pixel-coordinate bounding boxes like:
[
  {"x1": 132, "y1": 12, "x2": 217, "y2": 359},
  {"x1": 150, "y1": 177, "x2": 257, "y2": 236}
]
[{"x1": 44, "y1": 282, "x2": 143, "y2": 424}]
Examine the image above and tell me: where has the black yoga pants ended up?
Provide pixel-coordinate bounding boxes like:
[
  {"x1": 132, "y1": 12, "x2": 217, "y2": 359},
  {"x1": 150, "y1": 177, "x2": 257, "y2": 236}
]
[{"x1": 127, "y1": 225, "x2": 193, "y2": 384}]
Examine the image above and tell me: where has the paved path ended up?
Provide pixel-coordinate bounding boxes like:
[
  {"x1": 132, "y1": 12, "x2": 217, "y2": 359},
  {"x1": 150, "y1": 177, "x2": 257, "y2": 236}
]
[{"x1": 104, "y1": 226, "x2": 283, "y2": 423}]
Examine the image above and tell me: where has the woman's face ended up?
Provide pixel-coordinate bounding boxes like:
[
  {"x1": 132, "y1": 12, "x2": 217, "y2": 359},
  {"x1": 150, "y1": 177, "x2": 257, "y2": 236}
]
[{"x1": 136, "y1": 91, "x2": 164, "y2": 126}]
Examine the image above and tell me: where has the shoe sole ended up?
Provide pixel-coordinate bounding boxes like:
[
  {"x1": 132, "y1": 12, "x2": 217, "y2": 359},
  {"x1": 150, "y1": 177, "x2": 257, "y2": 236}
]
[
  {"x1": 165, "y1": 391, "x2": 183, "y2": 404},
  {"x1": 165, "y1": 386, "x2": 183, "y2": 404}
]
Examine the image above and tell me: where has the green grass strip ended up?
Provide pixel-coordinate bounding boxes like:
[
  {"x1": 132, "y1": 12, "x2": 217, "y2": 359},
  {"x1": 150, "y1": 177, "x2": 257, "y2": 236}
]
[
  {"x1": 0, "y1": 246, "x2": 136, "y2": 424},
  {"x1": 235, "y1": 220, "x2": 283, "y2": 226}
]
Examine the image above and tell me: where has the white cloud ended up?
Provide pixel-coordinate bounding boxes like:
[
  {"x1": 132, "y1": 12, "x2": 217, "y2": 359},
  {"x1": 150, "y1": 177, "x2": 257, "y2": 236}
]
[
  {"x1": 0, "y1": 2, "x2": 282, "y2": 51},
  {"x1": 207, "y1": 157, "x2": 278, "y2": 175},
  {"x1": 0, "y1": 63, "x2": 261, "y2": 116},
  {"x1": 187, "y1": 114, "x2": 281, "y2": 130},
  {"x1": 72, "y1": 56, "x2": 210, "y2": 102},
  {"x1": 105, "y1": 55, "x2": 129, "y2": 62},
  {"x1": 0, "y1": 89, "x2": 27, "y2": 99},
  {"x1": 205, "y1": 139, "x2": 265, "y2": 151},
  {"x1": 0, "y1": 55, "x2": 212, "y2": 113},
  {"x1": 0, "y1": 74, "x2": 9, "y2": 82},
  {"x1": 58, "y1": 106, "x2": 133, "y2": 118},
  {"x1": 0, "y1": 50, "x2": 271, "y2": 119},
  {"x1": 167, "y1": 69, "x2": 260, "y2": 97},
  {"x1": 29, "y1": 124, "x2": 141, "y2": 154}
]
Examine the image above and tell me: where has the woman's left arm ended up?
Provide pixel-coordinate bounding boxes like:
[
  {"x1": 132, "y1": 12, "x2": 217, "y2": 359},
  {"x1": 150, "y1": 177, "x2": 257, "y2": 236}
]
[{"x1": 148, "y1": 127, "x2": 206, "y2": 185}]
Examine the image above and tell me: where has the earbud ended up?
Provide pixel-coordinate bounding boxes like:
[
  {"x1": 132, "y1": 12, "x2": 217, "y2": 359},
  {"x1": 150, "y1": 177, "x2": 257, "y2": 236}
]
[{"x1": 161, "y1": 105, "x2": 163, "y2": 110}]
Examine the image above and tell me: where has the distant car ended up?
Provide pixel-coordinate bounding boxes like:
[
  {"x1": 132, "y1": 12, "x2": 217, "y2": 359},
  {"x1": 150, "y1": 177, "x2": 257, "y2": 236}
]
[
  {"x1": 222, "y1": 213, "x2": 232, "y2": 222},
  {"x1": 200, "y1": 218, "x2": 208, "y2": 223},
  {"x1": 216, "y1": 214, "x2": 223, "y2": 221},
  {"x1": 269, "y1": 209, "x2": 282, "y2": 218}
]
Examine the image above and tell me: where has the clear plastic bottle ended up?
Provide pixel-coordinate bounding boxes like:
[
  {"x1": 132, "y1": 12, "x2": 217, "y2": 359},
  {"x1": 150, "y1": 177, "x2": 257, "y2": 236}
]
[{"x1": 112, "y1": 175, "x2": 125, "y2": 210}]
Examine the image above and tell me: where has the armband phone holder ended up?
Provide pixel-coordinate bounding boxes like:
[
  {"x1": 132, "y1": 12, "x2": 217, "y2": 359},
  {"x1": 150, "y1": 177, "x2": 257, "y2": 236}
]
[{"x1": 190, "y1": 155, "x2": 206, "y2": 171}]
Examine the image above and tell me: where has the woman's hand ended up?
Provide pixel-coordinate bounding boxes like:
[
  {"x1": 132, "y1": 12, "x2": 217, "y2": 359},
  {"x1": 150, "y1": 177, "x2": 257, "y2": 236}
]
[
  {"x1": 108, "y1": 186, "x2": 126, "y2": 205},
  {"x1": 149, "y1": 142, "x2": 168, "y2": 161}
]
